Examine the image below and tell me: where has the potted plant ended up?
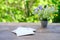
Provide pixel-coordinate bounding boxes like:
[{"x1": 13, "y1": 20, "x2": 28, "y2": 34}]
[{"x1": 33, "y1": 5, "x2": 58, "y2": 28}]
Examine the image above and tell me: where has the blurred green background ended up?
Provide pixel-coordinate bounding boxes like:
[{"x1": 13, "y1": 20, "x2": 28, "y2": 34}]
[{"x1": 0, "y1": 0, "x2": 60, "y2": 23}]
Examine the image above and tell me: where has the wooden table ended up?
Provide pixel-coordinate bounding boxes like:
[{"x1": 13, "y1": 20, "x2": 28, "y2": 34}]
[{"x1": 0, "y1": 23, "x2": 60, "y2": 40}]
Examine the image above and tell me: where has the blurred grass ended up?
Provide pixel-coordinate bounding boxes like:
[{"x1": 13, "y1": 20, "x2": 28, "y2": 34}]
[{"x1": 0, "y1": 0, "x2": 59, "y2": 23}]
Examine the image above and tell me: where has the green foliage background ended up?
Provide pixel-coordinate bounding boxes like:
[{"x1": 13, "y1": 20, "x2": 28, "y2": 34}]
[{"x1": 0, "y1": 0, "x2": 60, "y2": 22}]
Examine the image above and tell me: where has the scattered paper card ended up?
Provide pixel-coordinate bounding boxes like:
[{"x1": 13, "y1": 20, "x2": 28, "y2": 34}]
[{"x1": 12, "y1": 27, "x2": 36, "y2": 36}]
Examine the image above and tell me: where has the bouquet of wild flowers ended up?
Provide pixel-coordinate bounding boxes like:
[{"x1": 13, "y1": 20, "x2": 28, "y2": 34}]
[{"x1": 33, "y1": 5, "x2": 58, "y2": 21}]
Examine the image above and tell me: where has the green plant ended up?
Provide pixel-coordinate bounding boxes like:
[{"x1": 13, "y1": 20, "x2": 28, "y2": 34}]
[{"x1": 33, "y1": 5, "x2": 58, "y2": 21}]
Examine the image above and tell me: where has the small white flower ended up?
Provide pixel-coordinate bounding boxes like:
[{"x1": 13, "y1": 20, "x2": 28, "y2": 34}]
[{"x1": 50, "y1": 6, "x2": 55, "y2": 12}]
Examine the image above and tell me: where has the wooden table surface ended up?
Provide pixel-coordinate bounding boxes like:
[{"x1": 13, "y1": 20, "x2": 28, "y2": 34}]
[{"x1": 0, "y1": 23, "x2": 60, "y2": 40}]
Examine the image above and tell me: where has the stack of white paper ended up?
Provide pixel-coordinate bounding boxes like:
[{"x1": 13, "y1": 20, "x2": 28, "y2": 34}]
[{"x1": 12, "y1": 27, "x2": 36, "y2": 36}]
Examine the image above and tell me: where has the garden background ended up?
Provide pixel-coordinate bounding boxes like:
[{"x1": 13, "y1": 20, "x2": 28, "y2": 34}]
[{"x1": 0, "y1": 0, "x2": 60, "y2": 23}]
